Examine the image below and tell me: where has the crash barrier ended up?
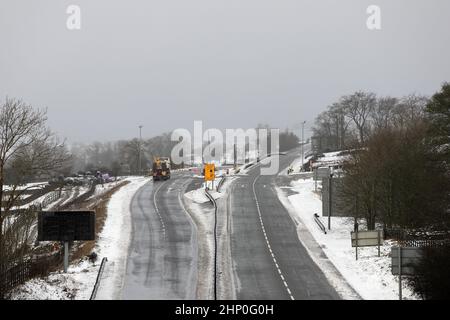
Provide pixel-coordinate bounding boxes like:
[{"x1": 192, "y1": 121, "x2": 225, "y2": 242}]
[
  {"x1": 217, "y1": 176, "x2": 226, "y2": 192},
  {"x1": 314, "y1": 213, "x2": 327, "y2": 234},
  {"x1": 204, "y1": 188, "x2": 218, "y2": 300},
  {"x1": 90, "y1": 257, "x2": 108, "y2": 300}
]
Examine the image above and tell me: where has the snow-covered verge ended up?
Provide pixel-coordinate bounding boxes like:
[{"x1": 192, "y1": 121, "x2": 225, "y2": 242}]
[
  {"x1": 184, "y1": 178, "x2": 224, "y2": 204},
  {"x1": 183, "y1": 192, "x2": 215, "y2": 300},
  {"x1": 88, "y1": 177, "x2": 150, "y2": 300},
  {"x1": 283, "y1": 177, "x2": 419, "y2": 300},
  {"x1": 87, "y1": 180, "x2": 123, "y2": 201},
  {"x1": 182, "y1": 175, "x2": 236, "y2": 299},
  {"x1": 8, "y1": 259, "x2": 98, "y2": 300},
  {"x1": 7, "y1": 177, "x2": 150, "y2": 300}
]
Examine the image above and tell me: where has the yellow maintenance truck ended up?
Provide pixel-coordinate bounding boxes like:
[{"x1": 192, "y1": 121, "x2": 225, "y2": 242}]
[{"x1": 151, "y1": 157, "x2": 171, "y2": 181}]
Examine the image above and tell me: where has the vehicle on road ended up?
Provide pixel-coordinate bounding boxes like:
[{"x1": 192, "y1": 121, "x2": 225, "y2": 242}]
[{"x1": 151, "y1": 156, "x2": 171, "y2": 181}]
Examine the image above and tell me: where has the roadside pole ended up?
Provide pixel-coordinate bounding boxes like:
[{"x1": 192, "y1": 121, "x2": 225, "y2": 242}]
[
  {"x1": 398, "y1": 245, "x2": 402, "y2": 300},
  {"x1": 328, "y1": 171, "x2": 333, "y2": 230},
  {"x1": 301, "y1": 121, "x2": 306, "y2": 171},
  {"x1": 138, "y1": 125, "x2": 143, "y2": 175},
  {"x1": 314, "y1": 169, "x2": 317, "y2": 192},
  {"x1": 233, "y1": 144, "x2": 237, "y2": 171},
  {"x1": 64, "y1": 241, "x2": 69, "y2": 273},
  {"x1": 377, "y1": 230, "x2": 381, "y2": 257}
]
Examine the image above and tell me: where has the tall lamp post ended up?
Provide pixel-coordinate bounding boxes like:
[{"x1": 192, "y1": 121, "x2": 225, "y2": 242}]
[
  {"x1": 138, "y1": 125, "x2": 143, "y2": 175},
  {"x1": 301, "y1": 121, "x2": 306, "y2": 171},
  {"x1": 328, "y1": 168, "x2": 334, "y2": 230}
]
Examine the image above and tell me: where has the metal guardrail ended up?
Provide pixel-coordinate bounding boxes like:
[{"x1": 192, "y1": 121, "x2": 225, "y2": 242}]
[
  {"x1": 314, "y1": 213, "x2": 327, "y2": 234},
  {"x1": 90, "y1": 257, "x2": 108, "y2": 300},
  {"x1": 204, "y1": 188, "x2": 218, "y2": 300},
  {"x1": 217, "y1": 176, "x2": 226, "y2": 192}
]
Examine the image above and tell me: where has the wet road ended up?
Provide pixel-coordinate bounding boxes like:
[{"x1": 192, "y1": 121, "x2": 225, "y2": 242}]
[
  {"x1": 229, "y1": 150, "x2": 340, "y2": 300},
  {"x1": 121, "y1": 172, "x2": 197, "y2": 299}
]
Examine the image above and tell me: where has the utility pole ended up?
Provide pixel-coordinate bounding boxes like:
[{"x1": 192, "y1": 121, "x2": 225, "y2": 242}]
[
  {"x1": 138, "y1": 125, "x2": 143, "y2": 175},
  {"x1": 328, "y1": 168, "x2": 334, "y2": 230},
  {"x1": 301, "y1": 121, "x2": 306, "y2": 171},
  {"x1": 233, "y1": 143, "x2": 237, "y2": 170}
]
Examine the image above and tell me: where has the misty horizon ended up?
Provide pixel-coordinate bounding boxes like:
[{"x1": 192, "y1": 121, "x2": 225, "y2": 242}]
[{"x1": 1, "y1": 0, "x2": 449, "y2": 144}]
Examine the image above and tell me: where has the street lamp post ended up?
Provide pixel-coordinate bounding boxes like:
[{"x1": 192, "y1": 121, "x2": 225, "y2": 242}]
[
  {"x1": 328, "y1": 168, "x2": 334, "y2": 230},
  {"x1": 301, "y1": 121, "x2": 306, "y2": 171},
  {"x1": 138, "y1": 125, "x2": 143, "y2": 175}
]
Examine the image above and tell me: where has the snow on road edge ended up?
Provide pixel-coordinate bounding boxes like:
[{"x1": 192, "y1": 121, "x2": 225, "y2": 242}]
[
  {"x1": 282, "y1": 178, "x2": 418, "y2": 300},
  {"x1": 93, "y1": 177, "x2": 150, "y2": 300}
]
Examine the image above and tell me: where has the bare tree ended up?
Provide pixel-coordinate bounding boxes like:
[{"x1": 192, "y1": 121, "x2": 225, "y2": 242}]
[
  {"x1": 392, "y1": 94, "x2": 428, "y2": 129},
  {"x1": 328, "y1": 103, "x2": 353, "y2": 149},
  {"x1": 0, "y1": 98, "x2": 70, "y2": 287},
  {"x1": 341, "y1": 91, "x2": 376, "y2": 144},
  {"x1": 371, "y1": 96, "x2": 398, "y2": 132}
]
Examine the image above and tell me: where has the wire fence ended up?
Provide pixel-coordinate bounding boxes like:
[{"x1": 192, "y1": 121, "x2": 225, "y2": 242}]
[
  {"x1": 0, "y1": 181, "x2": 97, "y2": 298},
  {"x1": 40, "y1": 189, "x2": 62, "y2": 209},
  {"x1": 384, "y1": 227, "x2": 450, "y2": 248},
  {"x1": 59, "y1": 181, "x2": 98, "y2": 210},
  {"x1": 0, "y1": 252, "x2": 63, "y2": 299}
]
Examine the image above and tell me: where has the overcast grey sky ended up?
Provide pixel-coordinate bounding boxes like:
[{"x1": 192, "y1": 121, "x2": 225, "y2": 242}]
[{"x1": 1, "y1": 0, "x2": 449, "y2": 143}]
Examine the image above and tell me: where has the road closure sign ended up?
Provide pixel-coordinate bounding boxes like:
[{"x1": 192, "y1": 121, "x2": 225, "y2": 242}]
[
  {"x1": 38, "y1": 211, "x2": 95, "y2": 241},
  {"x1": 204, "y1": 163, "x2": 215, "y2": 181}
]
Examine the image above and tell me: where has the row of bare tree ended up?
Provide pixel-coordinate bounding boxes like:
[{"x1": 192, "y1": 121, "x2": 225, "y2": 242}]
[
  {"x1": 0, "y1": 98, "x2": 70, "y2": 293},
  {"x1": 67, "y1": 133, "x2": 178, "y2": 176},
  {"x1": 313, "y1": 91, "x2": 429, "y2": 150},
  {"x1": 326, "y1": 86, "x2": 450, "y2": 232},
  {"x1": 67, "y1": 127, "x2": 300, "y2": 176}
]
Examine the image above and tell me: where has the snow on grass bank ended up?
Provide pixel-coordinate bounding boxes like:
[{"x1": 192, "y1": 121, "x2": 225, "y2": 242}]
[
  {"x1": 286, "y1": 178, "x2": 418, "y2": 300},
  {"x1": 8, "y1": 177, "x2": 150, "y2": 300}
]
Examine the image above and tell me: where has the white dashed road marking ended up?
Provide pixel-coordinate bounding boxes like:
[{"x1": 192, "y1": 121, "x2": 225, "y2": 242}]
[
  {"x1": 252, "y1": 176, "x2": 295, "y2": 300},
  {"x1": 153, "y1": 181, "x2": 167, "y2": 239}
]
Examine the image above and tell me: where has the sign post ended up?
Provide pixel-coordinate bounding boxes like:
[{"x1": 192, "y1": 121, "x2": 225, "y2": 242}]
[
  {"x1": 64, "y1": 241, "x2": 69, "y2": 273},
  {"x1": 378, "y1": 231, "x2": 381, "y2": 257},
  {"x1": 38, "y1": 211, "x2": 96, "y2": 273},
  {"x1": 351, "y1": 230, "x2": 383, "y2": 261},
  {"x1": 204, "y1": 163, "x2": 215, "y2": 190},
  {"x1": 398, "y1": 246, "x2": 402, "y2": 300},
  {"x1": 314, "y1": 169, "x2": 318, "y2": 192},
  {"x1": 328, "y1": 172, "x2": 333, "y2": 230},
  {"x1": 391, "y1": 246, "x2": 424, "y2": 300}
]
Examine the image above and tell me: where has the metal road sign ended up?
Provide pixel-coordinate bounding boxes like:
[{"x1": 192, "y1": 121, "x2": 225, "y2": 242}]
[
  {"x1": 315, "y1": 167, "x2": 330, "y2": 180},
  {"x1": 38, "y1": 211, "x2": 95, "y2": 241},
  {"x1": 391, "y1": 247, "x2": 424, "y2": 276},
  {"x1": 351, "y1": 230, "x2": 383, "y2": 247},
  {"x1": 204, "y1": 163, "x2": 215, "y2": 181},
  {"x1": 351, "y1": 230, "x2": 383, "y2": 260}
]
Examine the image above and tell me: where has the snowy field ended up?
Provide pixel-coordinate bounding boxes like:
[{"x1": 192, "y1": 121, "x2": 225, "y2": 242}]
[
  {"x1": 283, "y1": 177, "x2": 419, "y2": 300},
  {"x1": 8, "y1": 176, "x2": 150, "y2": 300}
]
